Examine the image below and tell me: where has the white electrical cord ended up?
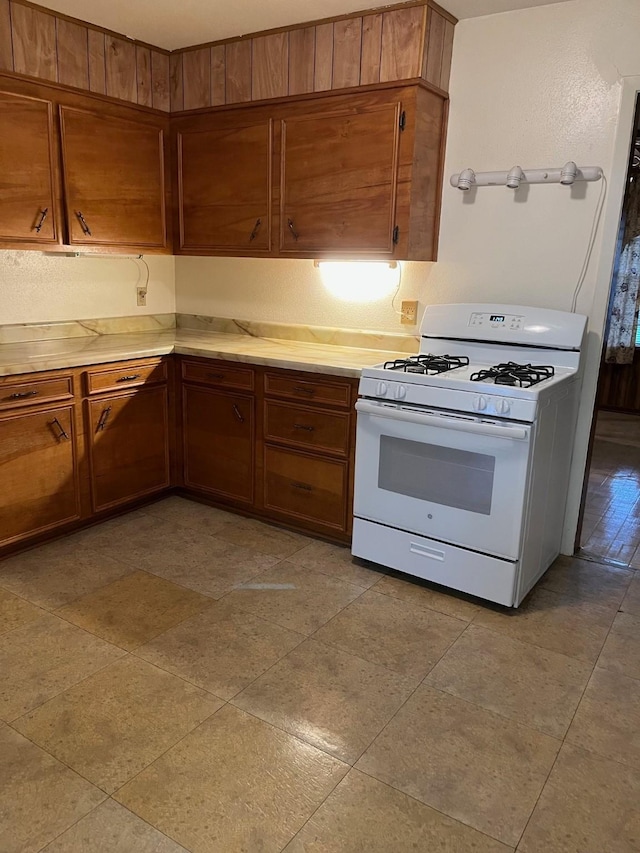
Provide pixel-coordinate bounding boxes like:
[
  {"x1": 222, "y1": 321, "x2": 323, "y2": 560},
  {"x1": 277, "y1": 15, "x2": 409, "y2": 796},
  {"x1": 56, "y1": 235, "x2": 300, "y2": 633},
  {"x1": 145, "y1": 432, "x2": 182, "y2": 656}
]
[
  {"x1": 390, "y1": 261, "x2": 404, "y2": 316},
  {"x1": 570, "y1": 174, "x2": 608, "y2": 313}
]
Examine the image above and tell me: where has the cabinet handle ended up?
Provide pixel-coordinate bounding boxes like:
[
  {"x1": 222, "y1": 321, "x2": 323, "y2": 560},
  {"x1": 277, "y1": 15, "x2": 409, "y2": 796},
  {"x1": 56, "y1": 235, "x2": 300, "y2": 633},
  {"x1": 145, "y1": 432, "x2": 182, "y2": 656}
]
[
  {"x1": 293, "y1": 423, "x2": 315, "y2": 432},
  {"x1": 51, "y1": 417, "x2": 70, "y2": 441},
  {"x1": 116, "y1": 374, "x2": 141, "y2": 382},
  {"x1": 207, "y1": 372, "x2": 225, "y2": 380},
  {"x1": 232, "y1": 404, "x2": 245, "y2": 423},
  {"x1": 34, "y1": 207, "x2": 49, "y2": 233},
  {"x1": 293, "y1": 385, "x2": 315, "y2": 395},
  {"x1": 291, "y1": 481, "x2": 312, "y2": 492},
  {"x1": 75, "y1": 211, "x2": 92, "y2": 236},
  {"x1": 96, "y1": 405, "x2": 111, "y2": 431},
  {"x1": 287, "y1": 218, "x2": 299, "y2": 241},
  {"x1": 9, "y1": 389, "x2": 39, "y2": 399},
  {"x1": 249, "y1": 218, "x2": 262, "y2": 242}
]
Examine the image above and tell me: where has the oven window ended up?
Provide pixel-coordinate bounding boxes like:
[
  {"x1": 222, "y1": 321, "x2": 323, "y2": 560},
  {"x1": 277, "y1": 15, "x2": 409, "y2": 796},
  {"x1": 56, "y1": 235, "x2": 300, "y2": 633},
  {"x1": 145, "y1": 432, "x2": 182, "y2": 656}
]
[{"x1": 378, "y1": 436, "x2": 496, "y2": 515}]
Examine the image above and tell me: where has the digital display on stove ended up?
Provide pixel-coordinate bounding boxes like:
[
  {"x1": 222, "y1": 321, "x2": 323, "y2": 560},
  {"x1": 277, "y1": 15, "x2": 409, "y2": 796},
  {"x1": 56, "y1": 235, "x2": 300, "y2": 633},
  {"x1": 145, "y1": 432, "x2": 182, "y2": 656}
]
[{"x1": 490, "y1": 315, "x2": 505, "y2": 323}]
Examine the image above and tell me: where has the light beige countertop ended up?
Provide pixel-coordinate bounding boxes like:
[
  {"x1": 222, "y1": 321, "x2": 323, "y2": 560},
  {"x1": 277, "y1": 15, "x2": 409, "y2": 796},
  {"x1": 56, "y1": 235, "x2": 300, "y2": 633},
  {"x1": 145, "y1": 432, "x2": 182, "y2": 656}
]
[{"x1": 0, "y1": 326, "x2": 416, "y2": 379}]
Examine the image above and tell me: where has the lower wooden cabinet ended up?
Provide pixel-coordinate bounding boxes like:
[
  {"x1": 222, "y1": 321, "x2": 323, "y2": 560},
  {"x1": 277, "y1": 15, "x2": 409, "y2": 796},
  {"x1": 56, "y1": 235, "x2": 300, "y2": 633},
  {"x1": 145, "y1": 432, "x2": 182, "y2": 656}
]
[
  {"x1": 182, "y1": 384, "x2": 254, "y2": 504},
  {"x1": 0, "y1": 403, "x2": 80, "y2": 546},
  {"x1": 87, "y1": 385, "x2": 170, "y2": 512}
]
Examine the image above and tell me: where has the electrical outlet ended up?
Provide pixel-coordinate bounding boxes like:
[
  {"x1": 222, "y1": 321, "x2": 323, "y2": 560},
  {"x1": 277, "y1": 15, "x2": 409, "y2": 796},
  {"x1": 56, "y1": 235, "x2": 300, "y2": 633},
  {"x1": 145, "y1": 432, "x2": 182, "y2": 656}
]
[
  {"x1": 136, "y1": 287, "x2": 147, "y2": 307},
  {"x1": 401, "y1": 300, "x2": 418, "y2": 325}
]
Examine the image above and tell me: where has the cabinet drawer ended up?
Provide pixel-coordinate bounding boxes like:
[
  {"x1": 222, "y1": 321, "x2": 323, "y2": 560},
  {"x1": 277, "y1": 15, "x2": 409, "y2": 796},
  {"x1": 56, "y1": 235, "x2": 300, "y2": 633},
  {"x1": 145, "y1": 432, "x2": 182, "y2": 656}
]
[
  {"x1": 0, "y1": 374, "x2": 73, "y2": 411},
  {"x1": 85, "y1": 360, "x2": 167, "y2": 394},
  {"x1": 264, "y1": 373, "x2": 352, "y2": 408},
  {"x1": 264, "y1": 400, "x2": 350, "y2": 456},
  {"x1": 264, "y1": 446, "x2": 348, "y2": 531},
  {"x1": 181, "y1": 359, "x2": 254, "y2": 391}
]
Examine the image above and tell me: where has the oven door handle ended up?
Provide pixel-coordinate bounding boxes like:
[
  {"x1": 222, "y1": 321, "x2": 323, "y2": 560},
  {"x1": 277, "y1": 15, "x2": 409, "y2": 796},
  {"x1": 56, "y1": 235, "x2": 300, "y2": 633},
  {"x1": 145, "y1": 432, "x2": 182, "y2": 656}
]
[{"x1": 355, "y1": 400, "x2": 529, "y2": 440}]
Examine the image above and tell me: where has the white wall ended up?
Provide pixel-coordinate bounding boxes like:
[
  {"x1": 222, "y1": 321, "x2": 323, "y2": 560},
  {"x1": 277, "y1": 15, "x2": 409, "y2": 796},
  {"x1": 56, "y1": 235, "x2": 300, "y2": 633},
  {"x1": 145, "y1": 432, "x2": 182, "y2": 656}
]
[
  {"x1": 175, "y1": 257, "x2": 431, "y2": 332},
  {"x1": 0, "y1": 251, "x2": 176, "y2": 324}
]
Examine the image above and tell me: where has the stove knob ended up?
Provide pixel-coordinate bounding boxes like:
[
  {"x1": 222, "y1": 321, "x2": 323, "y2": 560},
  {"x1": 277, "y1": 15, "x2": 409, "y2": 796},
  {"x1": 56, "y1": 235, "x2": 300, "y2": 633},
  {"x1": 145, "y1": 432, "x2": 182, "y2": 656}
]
[
  {"x1": 473, "y1": 395, "x2": 488, "y2": 411},
  {"x1": 495, "y1": 398, "x2": 511, "y2": 415},
  {"x1": 394, "y1": 384, "x2": 407, "y2": 400},
  {"x1": 376, "y1": 382, "x2": 388, "y2": 396}
]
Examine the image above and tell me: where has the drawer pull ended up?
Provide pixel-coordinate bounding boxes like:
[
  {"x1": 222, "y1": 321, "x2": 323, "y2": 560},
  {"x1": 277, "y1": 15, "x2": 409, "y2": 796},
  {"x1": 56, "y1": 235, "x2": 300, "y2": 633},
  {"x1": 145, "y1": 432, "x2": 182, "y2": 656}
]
[
  {"x1": 208, "y1": 372, "x2": 225, "y2": 380},
  {"x1": 96, "y1": 405, "x2": 112, "y2": 431},
  {"x1": 293, "y1": 385, "x2": 315, "y2": 395},
  {"x1": 293, "y1": 423, "x2": 315, "y2": 432},
  {"x1": 51, "y1": 417, "x2": 70, "y2": 441},
  {"x1": 75, "y1": 210, "x2": 92, "y2": 236},
  {"x1": 116, "y1": 374, "x2": 141, "y2": 382},
  {"x1": 291, "y1": 481, "x2": 312, "y2": 492},
  {"x1": 9, "y1": 390, "x2": 39, "y2": 399},
  {"x1": 249, "y1": 218, "x2": 262, "y2": 242},
  {"x1": 287, "y1": 218, "x2": 299, "y2": 241},
  {"x1": 232, "y1": 404, "x2": 245, "y2": 423},
  {"x1": 34, "y1": 207, "x2": 49, "y2": 233}
]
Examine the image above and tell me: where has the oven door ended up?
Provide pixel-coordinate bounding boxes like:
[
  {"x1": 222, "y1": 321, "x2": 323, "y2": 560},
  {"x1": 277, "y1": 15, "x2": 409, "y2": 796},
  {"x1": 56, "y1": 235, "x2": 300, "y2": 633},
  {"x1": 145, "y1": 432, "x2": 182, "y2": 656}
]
[{"x1": 354, "y1": 399, "x2": 533, "y2": 560}]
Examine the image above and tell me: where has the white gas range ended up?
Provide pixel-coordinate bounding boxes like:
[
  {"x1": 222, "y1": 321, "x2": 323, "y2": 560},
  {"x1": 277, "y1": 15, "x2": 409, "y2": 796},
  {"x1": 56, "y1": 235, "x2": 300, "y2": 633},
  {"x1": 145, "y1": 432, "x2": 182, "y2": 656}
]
[{"x1": 352, "y1": 303, "x2": 587, "y2": 607}]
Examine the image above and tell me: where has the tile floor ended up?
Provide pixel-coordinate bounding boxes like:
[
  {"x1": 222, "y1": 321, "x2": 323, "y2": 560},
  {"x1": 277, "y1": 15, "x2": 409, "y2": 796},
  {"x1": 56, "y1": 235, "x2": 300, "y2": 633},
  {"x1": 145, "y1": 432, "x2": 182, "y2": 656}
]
[
  {"x1": 581, "y1": 410, "x2": 640, "y2": 567},
  {"x1": 1, "y1": 496, "x2": 639, "y2": 852}
]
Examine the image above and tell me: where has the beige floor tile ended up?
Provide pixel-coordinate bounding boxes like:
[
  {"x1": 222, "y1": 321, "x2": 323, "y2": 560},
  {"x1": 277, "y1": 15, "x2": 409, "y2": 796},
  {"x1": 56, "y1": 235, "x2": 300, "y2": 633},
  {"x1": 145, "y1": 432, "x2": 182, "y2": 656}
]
[
  {"x1": 0, "y1": 613, "x2": 124, "y2": 722},
  {"x1": 135, "y1": 600, "x2": 303, "y2": 700},
  {"x1": 287, "y1": 539, "x2": 386, "y2": 588},
  {"x1": 214, "y1": 516, "x2": 311, "y2": 558},
  {"x1": 313, "y1": 589, "x2": 465, "y2": 678},
  {"x1": 42, "y1": 799, "x2": 188, "y2": 852},
  {"x1": 356, "y1": 684, "x2": 560, "y2": 847},
  {"x1": 80, "y1": 512, "x2": 279, "y2": 594},
  {"x1": 0, "y1": 723, "x2": 105, "y2": 853},
  {"x1": 232, "y1": 638, "x2": 417, "y2": 764},
  {"x1": 426, "y1": 624, "x2": 591, "y2": 737},
  {"x1": 0, "y1": 587, "x2": 43, "y2": 635},
  {"x1": 0, "y1": 538, "x2": 132, "y2": 609},
  {"x1": 518, "y1": 744, "x2": 640, "y2": 853},
  {"x1": 14, "y1": 656, "x2": 222, "y2": 793},
  {"x1": 473, "y1": 587, "x2": 615, "y2": 663},
  {"x1": 373, "y1": 572, "x2": 481, "y2": 622},
  {"x1": 620, "y1": 573, "x2": 640, "y2": 616},
  {"x1": 283, "y1": 769, "x2": 511, "y2": 853},
  {"x1": 222, "y1": 561, "x2": 365, "y2": 634},
  {"x1": 539, "y1": 555, "x2": 632, "y2": 609},
  {"x1": 598, "y1": 611, "x2": 640, "y2": 680},
  {"x1": 566, "y1": 667, "x2": 640, "y2": 770},
  {"x1": 116, "y1": 704, "x2": 348, "y2": 853},
  {"x1": 141, "y1": 495, "x2": 238, "y2": 533},
  {"x1": 56, "y1": 570, "x2": 213, "y2": 651}
]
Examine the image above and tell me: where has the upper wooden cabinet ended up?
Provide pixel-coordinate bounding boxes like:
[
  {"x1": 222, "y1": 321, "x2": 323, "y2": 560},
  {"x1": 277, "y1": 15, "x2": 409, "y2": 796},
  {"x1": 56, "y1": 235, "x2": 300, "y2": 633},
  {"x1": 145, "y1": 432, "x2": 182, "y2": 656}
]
[
  {"x1": 177, "y1": 118, "x2": 272, "y2": 252},
  {"x1": 0, "y1": 90, "x2": 58, "y2": 245},
  {"x1": 174, "y1": 83, "x2": 446, "y2": 260},
  {"x1": 60, "y1": 106, "x2": 167, "y2": 249}
]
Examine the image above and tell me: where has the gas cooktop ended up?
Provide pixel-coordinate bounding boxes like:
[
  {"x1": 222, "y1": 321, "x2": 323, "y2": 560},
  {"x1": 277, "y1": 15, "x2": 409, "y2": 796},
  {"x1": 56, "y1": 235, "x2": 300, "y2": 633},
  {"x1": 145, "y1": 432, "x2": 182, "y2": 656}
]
[
  {"x1": 383, "y1": 354, "x2": 470, "y2": 375},
  {"x1": 470, "y1": 362, "x2": 555, "y2": 388}
]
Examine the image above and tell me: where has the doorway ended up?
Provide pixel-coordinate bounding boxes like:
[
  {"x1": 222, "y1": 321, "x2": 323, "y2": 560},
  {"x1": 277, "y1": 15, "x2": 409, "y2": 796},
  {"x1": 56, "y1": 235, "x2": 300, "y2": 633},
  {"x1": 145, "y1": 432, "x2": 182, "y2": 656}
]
[{"x1": 579, "y1": 94, "x2": 640, "y2": 568}]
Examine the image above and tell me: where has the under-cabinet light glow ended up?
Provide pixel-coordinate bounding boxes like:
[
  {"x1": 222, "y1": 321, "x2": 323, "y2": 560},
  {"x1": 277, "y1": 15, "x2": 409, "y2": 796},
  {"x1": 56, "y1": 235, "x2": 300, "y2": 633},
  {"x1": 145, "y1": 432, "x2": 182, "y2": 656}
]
[{"x1": 315, "y1": 260, "x2": 400, "y2": 303}]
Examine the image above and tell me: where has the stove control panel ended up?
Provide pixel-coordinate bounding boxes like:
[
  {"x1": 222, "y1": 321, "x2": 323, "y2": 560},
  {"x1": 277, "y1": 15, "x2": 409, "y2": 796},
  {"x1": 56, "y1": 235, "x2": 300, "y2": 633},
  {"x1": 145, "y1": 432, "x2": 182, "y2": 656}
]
[{"x1": 469, "y1": 312, "x2": 524, "y2": 331}]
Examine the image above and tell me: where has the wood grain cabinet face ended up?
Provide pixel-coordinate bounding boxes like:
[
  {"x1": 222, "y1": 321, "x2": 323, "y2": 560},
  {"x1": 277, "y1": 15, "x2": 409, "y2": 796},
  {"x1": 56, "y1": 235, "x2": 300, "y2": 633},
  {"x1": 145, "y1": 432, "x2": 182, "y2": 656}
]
[
  {"x1": 182, "y1": 385, "x2": 254, "y2": 504},
  {"x1": 60, "y1": 106, "x2": 167, "y2": 248},
  {"x1": 177, "y1": 119, "x2": 272, "y2": 252},
  {"x1": 279, "y1": 100, "x2": 401, "y2": 255},
  {"x1": 0, "y1": 405, "x2": 80, "y2": 545},
  {"x1": 0, "y1": 91, "x2": 58, "y2": 243},
  {"x1": 87, "y1": 386, "x2": 170, "y2": 512}
]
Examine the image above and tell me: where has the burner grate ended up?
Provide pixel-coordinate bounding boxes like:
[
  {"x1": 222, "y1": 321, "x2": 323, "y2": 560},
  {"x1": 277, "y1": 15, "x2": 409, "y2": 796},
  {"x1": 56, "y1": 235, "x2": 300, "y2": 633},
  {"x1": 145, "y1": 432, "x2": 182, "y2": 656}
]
[
  {"x1": 382, "y1": 354, "x2": 470, "y2": 375},
  {"x1": 470, "y1": 362, "x2": 555, "y2": 387}
]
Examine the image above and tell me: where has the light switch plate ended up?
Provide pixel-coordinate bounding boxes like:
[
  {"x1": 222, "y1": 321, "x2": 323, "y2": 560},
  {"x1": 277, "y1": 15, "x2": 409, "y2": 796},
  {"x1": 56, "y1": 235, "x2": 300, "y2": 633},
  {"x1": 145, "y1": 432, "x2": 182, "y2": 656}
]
[{"x1": 401, "y1": 300, "x2": 418, "y2": 325}]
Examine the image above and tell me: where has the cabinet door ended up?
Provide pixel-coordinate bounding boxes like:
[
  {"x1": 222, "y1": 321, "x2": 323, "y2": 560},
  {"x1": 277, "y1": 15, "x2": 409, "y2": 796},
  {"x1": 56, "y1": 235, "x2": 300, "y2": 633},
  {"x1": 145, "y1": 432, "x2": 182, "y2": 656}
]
[
  {"x1": 87, "y1": 387, "x2": 170, "y2": 512},
  {"x1": 0, "y1": 91, "x2": 58, "y2": 244},
  {"x1": 60, "y1": 106, "x2": 167, "y2": 248},
  {"x1": 177, "y1": 120, "x2": 272, "y2": 252},
  {"x1": 280, "y1": 100, "x2": 402, "y2": 254},
  {"x1": 0, "y1": 406, "x2": 80, "y2": 546},
  {"x1": 183, "y1": 386, "x2": 254, "y2": 504}
]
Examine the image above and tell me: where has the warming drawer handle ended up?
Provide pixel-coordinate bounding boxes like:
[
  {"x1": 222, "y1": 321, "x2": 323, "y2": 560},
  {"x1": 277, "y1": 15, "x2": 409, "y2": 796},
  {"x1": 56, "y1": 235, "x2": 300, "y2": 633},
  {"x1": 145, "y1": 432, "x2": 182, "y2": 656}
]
[
  {"x1": 410, "y1": 543, "x2": 445, "y2": 561},
  {"x1": 355, "y1": 399, "x2": 529, "y2": 440}
]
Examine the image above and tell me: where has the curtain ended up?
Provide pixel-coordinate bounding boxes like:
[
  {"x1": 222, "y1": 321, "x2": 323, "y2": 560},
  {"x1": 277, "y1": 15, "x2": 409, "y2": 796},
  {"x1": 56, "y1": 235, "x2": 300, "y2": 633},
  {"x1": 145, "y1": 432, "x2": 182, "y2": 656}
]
[{"x1": 605, "y1": 171, "x2": 640, "y2": 364}]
